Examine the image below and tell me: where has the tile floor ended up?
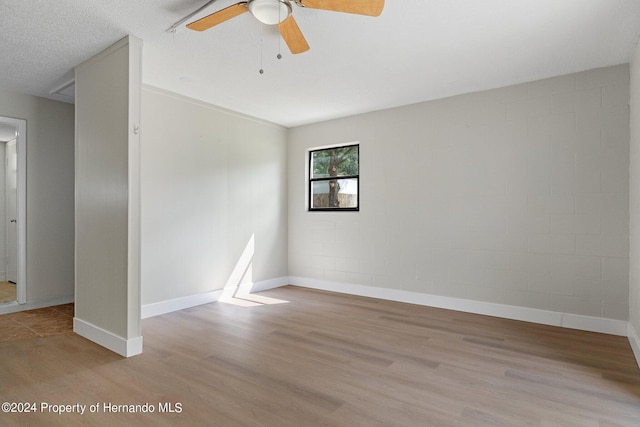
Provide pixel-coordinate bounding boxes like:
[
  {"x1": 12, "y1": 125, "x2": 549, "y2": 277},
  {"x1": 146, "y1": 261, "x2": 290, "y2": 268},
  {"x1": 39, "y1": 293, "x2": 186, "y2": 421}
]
[
  {"x1": 0, "y1": 303, "x2": 74, "y2": 343},
  {"x1": 0, "y1": 281, "x2": 17, "y2": 303}
]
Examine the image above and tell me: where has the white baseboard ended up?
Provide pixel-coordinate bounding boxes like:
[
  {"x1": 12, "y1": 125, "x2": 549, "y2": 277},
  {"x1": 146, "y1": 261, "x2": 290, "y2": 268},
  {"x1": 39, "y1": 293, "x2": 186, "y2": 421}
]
[
  {"x1": 238, "y1": 276, "x2": 289, "y2": 294},
  {"x1": 141, "y1": 289, "x2": 223, "y2": 319},
  {"x1": 141, "y1": 276, "x2": 289, "y2": 319},
  {"x1": 0, "y1": 295, "x2": 74, "y2": 315},
  {"x1": 74, "y1": 317, "x2": 143, "y2": 357},
  {"x1": 628, "y1": 323, "x2": 640, "y2": 369},
  {"x1": 288, "y1": 276, "x2": 629, "y2": 337}
]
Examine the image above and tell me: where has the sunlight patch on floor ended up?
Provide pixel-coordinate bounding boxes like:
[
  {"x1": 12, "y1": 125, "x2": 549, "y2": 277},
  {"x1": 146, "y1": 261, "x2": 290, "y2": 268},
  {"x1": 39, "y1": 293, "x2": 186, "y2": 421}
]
[
  {"x1": 218, "y1": 233, "x2": 289, "y2": 307},
  {"x1": 219, "y1": 292, "x2": 289, "y2": 307},
  {"x1": 237, "y1": 293, "x2": 288, "y2": 305},
  {"x1": 218, "y1": 296, "x2": 262, "y2": 307}
]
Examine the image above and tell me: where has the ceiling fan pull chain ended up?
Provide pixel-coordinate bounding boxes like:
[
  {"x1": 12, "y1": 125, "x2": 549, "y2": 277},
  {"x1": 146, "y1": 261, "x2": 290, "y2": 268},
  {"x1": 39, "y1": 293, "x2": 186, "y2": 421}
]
[
  {"x1": 259, "y1": 23, "x2": 265, "y2": 74},
  {"x1": 277, "y1": 23, "x2": 282, "y2": 60},
  {"x1": 277, "y1": 3, "x2": 283, "y2": 60}
]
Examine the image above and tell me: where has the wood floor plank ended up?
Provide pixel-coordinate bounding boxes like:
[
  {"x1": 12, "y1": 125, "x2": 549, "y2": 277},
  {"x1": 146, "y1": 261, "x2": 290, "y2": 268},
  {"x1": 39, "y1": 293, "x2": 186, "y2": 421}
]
[{"x1": 1, "y1": 285, "x2": 639, "y2": 426}]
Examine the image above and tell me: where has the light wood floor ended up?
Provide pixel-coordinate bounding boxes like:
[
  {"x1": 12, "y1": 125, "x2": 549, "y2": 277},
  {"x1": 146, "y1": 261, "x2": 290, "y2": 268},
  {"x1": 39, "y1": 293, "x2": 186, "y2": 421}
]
[{"x1": 1, "y1": 285, "x2": 639, "y2": 426}]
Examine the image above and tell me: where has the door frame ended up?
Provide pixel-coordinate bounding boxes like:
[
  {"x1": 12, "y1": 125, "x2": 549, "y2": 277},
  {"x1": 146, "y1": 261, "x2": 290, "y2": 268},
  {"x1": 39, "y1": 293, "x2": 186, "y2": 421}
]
[{"x1": 0, "y1": 116, "x2": 26, "y2": 304}]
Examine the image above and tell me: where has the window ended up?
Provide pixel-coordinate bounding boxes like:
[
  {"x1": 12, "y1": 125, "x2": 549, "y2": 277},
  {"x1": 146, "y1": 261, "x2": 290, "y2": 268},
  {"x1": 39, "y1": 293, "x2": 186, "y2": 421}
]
[{"x1": 309, "y1": 144, "x2": 359, "y2": 211}]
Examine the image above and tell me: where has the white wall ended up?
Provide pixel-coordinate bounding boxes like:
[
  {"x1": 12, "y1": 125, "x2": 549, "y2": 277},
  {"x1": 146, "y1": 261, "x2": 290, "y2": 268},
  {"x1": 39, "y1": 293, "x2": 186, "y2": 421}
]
[
  {"x1": 75, "y1": 36, "x2": 142, "y2": 356},
  {"x1": 0, "y1": 87, "x2": 74, "y2": 303},
  {"x1": 289, "y1": 65, "x2": 630, "y2": 323},
  {"x1": 140, "y1": 87, "x2": 288, "y2": 306},
  {"x1": 630, "y1": 42, "x2": 640, "y2": 337}
]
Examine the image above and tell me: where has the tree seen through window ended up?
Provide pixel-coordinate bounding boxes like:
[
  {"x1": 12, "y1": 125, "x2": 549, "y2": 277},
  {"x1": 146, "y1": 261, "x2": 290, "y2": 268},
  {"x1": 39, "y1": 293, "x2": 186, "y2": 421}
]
[{"x1": 309, "y1": 145, "x2": 359, "y2": 211}]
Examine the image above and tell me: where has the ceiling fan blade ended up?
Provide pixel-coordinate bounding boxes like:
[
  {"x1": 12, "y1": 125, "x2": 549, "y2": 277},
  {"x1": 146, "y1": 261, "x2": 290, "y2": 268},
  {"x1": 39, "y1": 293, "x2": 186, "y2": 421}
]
[
  {"x1": 277, "y1": 15, "x2": 310, "y2": 54},
  {"x1": 186, "y1": 2, "x2": 249, "y2": 31},
  {"x1": 297, "y1": 0, "x2": 384, "y2": 16}
]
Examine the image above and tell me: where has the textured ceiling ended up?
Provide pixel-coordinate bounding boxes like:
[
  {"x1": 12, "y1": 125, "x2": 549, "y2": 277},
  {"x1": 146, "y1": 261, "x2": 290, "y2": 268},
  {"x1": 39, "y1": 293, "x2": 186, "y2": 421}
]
[{"x1": 1, "y1": 0, "x2": 640, "y2": 127}]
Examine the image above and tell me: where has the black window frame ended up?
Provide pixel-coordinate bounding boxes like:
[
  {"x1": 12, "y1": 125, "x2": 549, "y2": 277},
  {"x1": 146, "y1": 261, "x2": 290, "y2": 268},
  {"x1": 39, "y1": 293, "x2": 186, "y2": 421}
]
[{"x1": 308, "y1": 144, "x2": 359, "y2": 212}]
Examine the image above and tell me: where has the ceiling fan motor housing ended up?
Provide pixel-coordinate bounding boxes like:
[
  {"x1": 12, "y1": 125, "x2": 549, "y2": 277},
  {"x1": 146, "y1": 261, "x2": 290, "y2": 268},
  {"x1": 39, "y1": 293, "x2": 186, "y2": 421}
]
[{"x1": 248, "y1": 0, "x2": 292, "y2": 25}]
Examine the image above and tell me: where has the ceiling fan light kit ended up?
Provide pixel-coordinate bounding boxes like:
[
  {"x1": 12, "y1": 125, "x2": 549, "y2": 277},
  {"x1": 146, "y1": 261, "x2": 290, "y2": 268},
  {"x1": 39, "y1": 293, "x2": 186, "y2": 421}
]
[
  {"x1": 183, "y1": 0, "x2": 384, "y2": 54},
  {"x1": 248, "y1": 0, "x2": 292, "y2": 25}
]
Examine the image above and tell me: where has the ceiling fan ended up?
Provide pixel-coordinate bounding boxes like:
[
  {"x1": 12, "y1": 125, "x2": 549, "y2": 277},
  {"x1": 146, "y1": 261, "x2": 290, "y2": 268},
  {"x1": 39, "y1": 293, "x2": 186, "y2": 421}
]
[{"x1": 170, "y1": 0, "x2": 385, "y2": 54}]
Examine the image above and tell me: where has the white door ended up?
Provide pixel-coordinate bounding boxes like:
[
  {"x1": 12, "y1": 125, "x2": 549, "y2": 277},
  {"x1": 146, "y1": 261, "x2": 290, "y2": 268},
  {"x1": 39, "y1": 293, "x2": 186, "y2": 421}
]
[{"x1": 6, "y1": 139, "x2": 17, "y2": 283}]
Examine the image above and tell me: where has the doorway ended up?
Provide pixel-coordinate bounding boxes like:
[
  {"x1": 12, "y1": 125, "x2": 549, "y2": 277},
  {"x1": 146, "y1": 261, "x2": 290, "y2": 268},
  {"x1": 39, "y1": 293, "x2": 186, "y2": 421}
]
[{"x1": 0, "y1": 117, "x2": 26, "y2": 305}]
